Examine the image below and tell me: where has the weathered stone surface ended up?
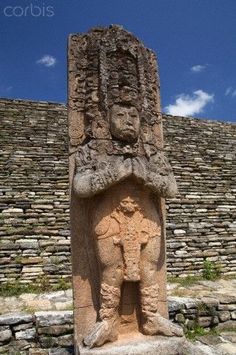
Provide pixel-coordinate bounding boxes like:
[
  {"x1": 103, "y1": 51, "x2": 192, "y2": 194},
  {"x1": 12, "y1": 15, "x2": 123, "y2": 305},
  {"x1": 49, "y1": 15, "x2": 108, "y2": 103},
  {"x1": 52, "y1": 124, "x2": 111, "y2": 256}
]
[
  {"x1": 0, "y1": 325, "x2": 12, "y2": 342},
  {"x1": 0, "y1": 312, "x2": 34, "y2": 325},
  {"x1": 69, "y1": 25, "x2": 181, "y2": 349},
  {"x1": 218, "y1": 295, "x2": 236, "y2": 304},
  {"x1": 38, "y1": 324, "x2": 73, "y2": 336},
  {"x1": 168, "y1": 297, "x2": 194, "y2": 312},
  {"x1": 15, "y1": 327, "x2": 36, "y2": 340},
  {"x1": 198, "y1": 334, "x2": 224, "y2": 346},
  {"x1": 78, "y1": 335, "x2": 219, "y2": 355},
  {"x1": 13, "y1": 322, "x2": 34, "y2": 331},
  {"x1": 0, "y1": 96, "x2": 235, "y2": 285},
  {"x1": 0, "y1": 98, "x2": 70, "y2": 286},
  {"x1": 218, "y1": 310, "x2": 231, "y2": 322},
  {"x1": 198, "y1": 316, "x2": 214, "y2": 327},
  {"x1": 2, "y1": 208, "x2": 23, "y2": 214},
  {"x1": 0, "y1": 345, "x2": 10, "y2": 354},
  {"x1": 221, "y1": 331, "x2": 236, "y2": 343},
  {"x1": 36, "y1": 311, "x2": 73, "y2": 327},
  {"x1": 175, "y1": 313, "x2": 185, "y2": 323},
  {"x1": 27, "y1": 299, "x2": 52, "y2": 311},
  {"x1": 40, "y1": 334, "x2": 73, "y2": 348},
  {"x1": 0, "y1": 288, "x2": 235, "y2": 353},
  {"x1": 216, "y1": 343, "x2": 236, "y2": 354},
  {"x1": 16, "y1": 239, "x2": 39, "y2": 250},
  {"x1": 8, "y1": 339, "x2": 32, "y2": 351},
  {"x1": 29, "y1": 349, "x2": 48, "y2": 355},
  {"x1": 231, "y1": 311, "x2": 236, "y2": 319},
  {"x1": 21, "y1": 257, "x2": 43, "y2": 264},
  {"x1": 201, "y1": 297, "x2": 219, "y2": 308},
  {"x1": 48, "y1": 348, "x2": 74, "y2": 355},
  {"x1": 216, "y1": 320, "x2": 236, "y2": 331},
  {"x1": 0, "y1": 290, "x2": 73, "y2": 315}
]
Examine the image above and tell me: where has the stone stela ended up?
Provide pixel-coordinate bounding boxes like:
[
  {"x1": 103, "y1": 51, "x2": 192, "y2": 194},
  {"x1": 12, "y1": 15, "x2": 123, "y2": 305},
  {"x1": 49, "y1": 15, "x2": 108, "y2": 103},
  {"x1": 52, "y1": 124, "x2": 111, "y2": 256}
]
[{"x1": 68, "y1": 25, "x2": 183, "y2": 353}]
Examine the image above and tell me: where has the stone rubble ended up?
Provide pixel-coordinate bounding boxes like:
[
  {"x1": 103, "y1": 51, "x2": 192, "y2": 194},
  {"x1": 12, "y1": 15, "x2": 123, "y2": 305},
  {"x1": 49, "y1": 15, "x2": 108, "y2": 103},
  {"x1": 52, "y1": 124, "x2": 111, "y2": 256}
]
[{"x1": 0, "y1": 279, "x2": 235, "y2": 353}]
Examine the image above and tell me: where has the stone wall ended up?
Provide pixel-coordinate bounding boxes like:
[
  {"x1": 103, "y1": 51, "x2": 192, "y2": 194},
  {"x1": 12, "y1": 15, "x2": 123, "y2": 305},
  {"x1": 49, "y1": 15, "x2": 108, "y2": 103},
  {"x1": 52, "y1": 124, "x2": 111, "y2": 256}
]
[
  {"x1": 0, "y1": 98, "x2": 235, "y2": 283},
  {"x1": 0, "y1": 295, "x2": 235, "y2": 354},
  {"x1": 164, "y1": 115, "x2": 236, "y2": 276},
  {"x1": 0, "y1": 99, "x2": 70, "y2": 285}
]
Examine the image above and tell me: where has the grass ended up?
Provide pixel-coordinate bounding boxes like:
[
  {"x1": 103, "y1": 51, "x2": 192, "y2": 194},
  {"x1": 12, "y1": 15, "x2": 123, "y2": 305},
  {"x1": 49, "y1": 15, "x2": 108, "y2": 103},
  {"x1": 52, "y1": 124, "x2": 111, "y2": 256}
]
[
  {"x1": 168, "y1": 275, "x2": 202, "y2": 287},
  {"x1": 168, "y1": 258, "x2": 226, "y2": 286},
  {"x1": 184, "y1": 324, "x2": 206, "y2": 340},
  {"x1": 171, "y1": 289, "x2": 188, "y2": 297},
  {"x1": 0, "y1": 277, "x2": 72, "y2": 297},
  {"x1": 22, "y1": 305, "x2": 39, "y2": 313}
]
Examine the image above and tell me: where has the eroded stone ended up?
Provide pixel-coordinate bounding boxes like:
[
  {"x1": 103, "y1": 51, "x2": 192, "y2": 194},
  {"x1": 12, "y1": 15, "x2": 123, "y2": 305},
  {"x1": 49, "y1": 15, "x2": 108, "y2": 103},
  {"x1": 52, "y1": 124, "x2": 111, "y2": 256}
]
[
  {"x1": 0, "y1": 312, "x2": 34, "y2": 325},
  {"x1": 69, "y1": 25, "x2": 179, "y2": 350},
  {"x1": 0, "y1": 325, "x2": 12, "y2": 343},
  {"x1": 36, "y1": 311, "x2": 73, "y2": 327}
]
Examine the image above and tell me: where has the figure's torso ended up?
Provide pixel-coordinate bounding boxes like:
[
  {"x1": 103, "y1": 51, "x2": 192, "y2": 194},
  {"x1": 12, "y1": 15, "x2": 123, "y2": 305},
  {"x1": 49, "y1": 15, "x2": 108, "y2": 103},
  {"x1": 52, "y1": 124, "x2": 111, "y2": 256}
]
[{"x1": 93, "y1": 178, "x2": 161, "y2": 281}]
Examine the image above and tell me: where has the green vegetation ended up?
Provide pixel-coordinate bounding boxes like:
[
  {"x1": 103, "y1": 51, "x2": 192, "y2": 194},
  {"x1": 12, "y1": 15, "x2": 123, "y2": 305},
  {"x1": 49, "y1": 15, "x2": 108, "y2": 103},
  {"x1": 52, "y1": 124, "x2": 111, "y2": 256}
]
[
  {"x1": 184, "y1": 324, "x2": 206, "y2": 340},
  {"x1": 168, "y1": 275, "x2": 202, "y2": 287},
  {"x1": 202, "y1": 259, "x2": 222, "y2": 280},
  {"x1": 40, "y1": 336, "x2": 55, "y2": 348},
  {"x1": 168, "y1": 259, "x2": 224, "y2": 286},
  {"x1": 14, "y1": 255, "x2": 23, "y2": 264},
  {"x1": 171, "y1": 289, "x2": 189, "y2": 297},
  {"x1": 185, "y1": 325, "x2": 220, "y2": 341},
  {"x1": 196, "y1": 302, "x2": 217, "y2": 317},
  {"x1": 53, "y1": 276, "x2": 71, "y2": 291},
  {"x1": 50, "y1": 256, "x2": 62, "y2": 265},
  {"x1": 0, "y1": 277, "x2": 71, "y2": 297}
]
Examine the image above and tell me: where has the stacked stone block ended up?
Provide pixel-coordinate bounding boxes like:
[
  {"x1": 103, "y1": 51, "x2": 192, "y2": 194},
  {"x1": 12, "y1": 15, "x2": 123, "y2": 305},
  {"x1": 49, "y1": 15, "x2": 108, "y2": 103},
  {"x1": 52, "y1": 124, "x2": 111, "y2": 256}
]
[
  {"x1": 0, "y1": 98, "x2": 235, "y2": 283},
  {"x1": 0, "y1": 296, "x2": 235, "y2": 354},
  {"x1": 0, "y1": 99, "x2": 70, "y2": 285},
  {"x1": 163, "y1": 115, "x2": 236, "y2": 276}
]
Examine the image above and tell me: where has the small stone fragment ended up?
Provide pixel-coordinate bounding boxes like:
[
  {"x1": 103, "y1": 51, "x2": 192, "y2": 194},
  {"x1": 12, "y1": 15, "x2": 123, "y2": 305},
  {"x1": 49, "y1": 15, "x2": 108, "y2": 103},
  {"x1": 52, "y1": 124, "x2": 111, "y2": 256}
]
[{"x1": 0, "y1": 325, "x2": 12, "y2": 342}]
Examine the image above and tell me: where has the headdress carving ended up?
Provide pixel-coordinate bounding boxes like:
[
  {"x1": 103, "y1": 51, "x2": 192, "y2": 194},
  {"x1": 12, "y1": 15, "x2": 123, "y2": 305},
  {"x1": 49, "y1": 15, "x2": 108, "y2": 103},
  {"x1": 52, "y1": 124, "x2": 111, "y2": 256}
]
[{"x1": 68, "y1": 25, "x2": 162, "y2": 149}]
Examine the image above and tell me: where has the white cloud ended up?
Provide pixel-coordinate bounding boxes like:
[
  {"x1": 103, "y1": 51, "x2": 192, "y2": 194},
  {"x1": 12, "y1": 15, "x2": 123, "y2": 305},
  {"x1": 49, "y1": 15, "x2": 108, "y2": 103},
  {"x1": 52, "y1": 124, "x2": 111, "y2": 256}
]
[
  {"x1": 232, "y1": 90, "x2": 236, "y2": 97},
  {"x1": 0, "y1": 85, "x2": 13, "y2": 93},
  {"x1": 36, "y1": 55, "x2": 56, "y2": 67},
  {"x1": 165, "y1": 90, "x2": 214, "y2": 116},
  {"x1": 225, "y1": 87, "x2": 236, "y2": 97},
  {"x1": 191, "y1": 65, "x2": 206, "y2": 73},
  {"x1": 225, "y1": 87, "x2": 232, "y2": 96}
]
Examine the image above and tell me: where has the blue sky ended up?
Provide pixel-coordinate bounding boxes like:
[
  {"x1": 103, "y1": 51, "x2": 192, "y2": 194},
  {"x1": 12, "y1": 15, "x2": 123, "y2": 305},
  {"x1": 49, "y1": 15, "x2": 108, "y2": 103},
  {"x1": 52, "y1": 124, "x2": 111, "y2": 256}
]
[{"x1": 0, "y1": 0, "x2": 236, "y2": 122}]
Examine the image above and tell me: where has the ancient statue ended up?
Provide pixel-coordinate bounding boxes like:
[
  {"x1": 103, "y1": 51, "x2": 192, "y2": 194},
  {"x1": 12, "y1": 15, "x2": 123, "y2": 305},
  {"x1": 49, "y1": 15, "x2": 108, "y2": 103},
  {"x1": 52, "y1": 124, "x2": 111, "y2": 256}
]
[{"x1": 68, "y1": 25, "x2": 183, "y2": 352}]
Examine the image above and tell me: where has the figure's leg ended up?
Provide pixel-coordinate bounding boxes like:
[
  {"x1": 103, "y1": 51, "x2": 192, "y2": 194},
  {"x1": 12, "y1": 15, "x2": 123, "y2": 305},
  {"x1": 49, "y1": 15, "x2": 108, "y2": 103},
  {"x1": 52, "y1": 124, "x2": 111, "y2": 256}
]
[
  {"x1": 84, "y1": 237, "x2": 124, "y2": 348},
  {"x1": 140, "y1": 237, "x2": 183, "y2": 337}
]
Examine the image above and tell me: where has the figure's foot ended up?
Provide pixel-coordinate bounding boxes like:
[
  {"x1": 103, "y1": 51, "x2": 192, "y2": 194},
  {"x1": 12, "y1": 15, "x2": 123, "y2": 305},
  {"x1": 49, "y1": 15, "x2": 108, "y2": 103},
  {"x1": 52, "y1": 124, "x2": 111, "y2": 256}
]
[
  {"x1": 142, "y1": 312, "x2": 184, "y2": 337},
  {"x1": 83, "y1": 318, "x2": 118, "y2": 348}
]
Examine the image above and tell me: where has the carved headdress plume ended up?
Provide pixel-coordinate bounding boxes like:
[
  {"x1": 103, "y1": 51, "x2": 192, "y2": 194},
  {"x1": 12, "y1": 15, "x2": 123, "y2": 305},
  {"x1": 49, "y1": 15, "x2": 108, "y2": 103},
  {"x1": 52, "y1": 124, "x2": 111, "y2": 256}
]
[{"x1": 68, "y1": 25, "x2": 162, "y2": 148}]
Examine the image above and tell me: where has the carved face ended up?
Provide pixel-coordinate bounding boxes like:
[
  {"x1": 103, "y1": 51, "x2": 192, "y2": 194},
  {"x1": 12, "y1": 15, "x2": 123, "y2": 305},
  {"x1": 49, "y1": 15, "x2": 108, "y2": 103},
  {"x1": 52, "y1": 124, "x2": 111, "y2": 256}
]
[
  {"x1": 119, "y1": 196, "x2": 139, "y2": 214},
  {"x1": 110, "y1": 104, "x2": 140, "y2": 142}
]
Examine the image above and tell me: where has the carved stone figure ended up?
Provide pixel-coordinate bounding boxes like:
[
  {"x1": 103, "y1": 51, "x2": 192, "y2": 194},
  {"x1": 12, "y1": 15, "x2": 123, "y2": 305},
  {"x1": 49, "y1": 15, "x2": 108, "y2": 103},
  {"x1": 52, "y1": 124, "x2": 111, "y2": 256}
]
[{"x1": 68, "y1": 25, "x2": 183, "y2": 353}]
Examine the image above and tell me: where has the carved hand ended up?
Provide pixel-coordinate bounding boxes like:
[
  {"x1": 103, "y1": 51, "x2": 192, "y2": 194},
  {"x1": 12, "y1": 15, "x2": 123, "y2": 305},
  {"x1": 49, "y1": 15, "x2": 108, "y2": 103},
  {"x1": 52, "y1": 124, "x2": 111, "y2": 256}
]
[
  {"x1": 114, "y1": 158, "x2": 132, "y2": 180},
  {"x1": 132, "y1": 157, "x2": 148, "y2": 181}
]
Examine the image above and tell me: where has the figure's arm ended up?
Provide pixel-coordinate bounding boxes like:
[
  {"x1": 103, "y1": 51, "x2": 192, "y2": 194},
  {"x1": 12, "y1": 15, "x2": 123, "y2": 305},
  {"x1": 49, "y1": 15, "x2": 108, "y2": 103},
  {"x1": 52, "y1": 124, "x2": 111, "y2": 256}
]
[
  {"x1": 73, "y1": 154, "x2": 132, "y2": 198},
  {"x1": 132, "y1": 154, "x2": 178, "y2": 198},
  {"x1": 145, "y1": 171, "x2": 178, "y2": 198}
]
